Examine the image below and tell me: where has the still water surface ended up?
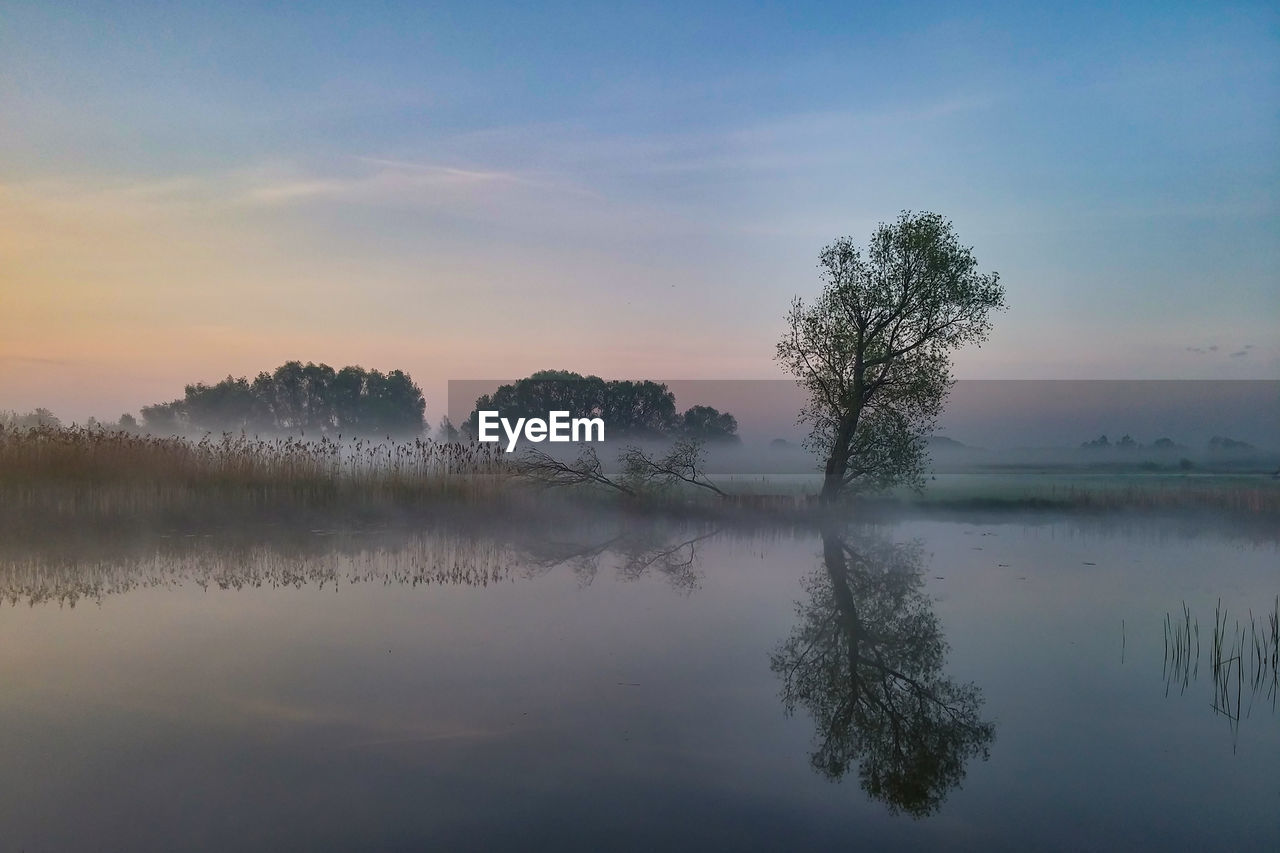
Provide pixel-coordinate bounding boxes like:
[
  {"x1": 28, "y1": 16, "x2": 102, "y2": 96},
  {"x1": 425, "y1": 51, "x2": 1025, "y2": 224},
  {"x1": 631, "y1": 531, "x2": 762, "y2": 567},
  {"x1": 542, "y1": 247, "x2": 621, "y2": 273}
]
[{"x1": 1, "y1": 516, "x2": 1276, "y2": 850}]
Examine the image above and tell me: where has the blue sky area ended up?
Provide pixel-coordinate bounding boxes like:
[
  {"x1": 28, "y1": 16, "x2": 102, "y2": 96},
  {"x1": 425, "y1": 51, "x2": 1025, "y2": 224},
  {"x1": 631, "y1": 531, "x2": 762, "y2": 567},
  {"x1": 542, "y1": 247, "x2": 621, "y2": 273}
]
[{"x1": 1, "y1": 1, "x2": 1276, "y2": 418}]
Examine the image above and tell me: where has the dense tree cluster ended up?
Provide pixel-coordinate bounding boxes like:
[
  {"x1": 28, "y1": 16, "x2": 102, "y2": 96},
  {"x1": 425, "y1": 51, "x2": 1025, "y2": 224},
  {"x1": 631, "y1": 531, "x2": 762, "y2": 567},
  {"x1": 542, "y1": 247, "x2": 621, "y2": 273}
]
[
  {"x1": 462, "y1": 370, "x2": 739, "y2": 442},
  {"x1": 141, "y1": 361, "x2": 426, "y2": 436}
]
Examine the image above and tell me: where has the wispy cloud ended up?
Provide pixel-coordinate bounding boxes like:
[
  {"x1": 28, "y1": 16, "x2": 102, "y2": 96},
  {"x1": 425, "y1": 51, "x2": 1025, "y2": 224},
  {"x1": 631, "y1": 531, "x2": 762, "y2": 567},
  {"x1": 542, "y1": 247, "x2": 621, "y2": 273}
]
[
  {"x1": 3, "y1": 155, "x2": 593, "y2": 216},
  {"x1": 240, "y1": 156, "x2": 598, "y2": 207}
]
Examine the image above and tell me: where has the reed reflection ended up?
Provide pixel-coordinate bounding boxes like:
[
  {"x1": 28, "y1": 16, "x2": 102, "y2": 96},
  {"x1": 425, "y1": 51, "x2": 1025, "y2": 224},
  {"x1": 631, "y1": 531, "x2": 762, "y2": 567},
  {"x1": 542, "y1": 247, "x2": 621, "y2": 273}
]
[
  {"x1": 771, "y1": 528, "x2": 995, "y2": 817},
  {"x1": 1162, "y1": 597, "x2": 1279, "y2": 747},
  {"x1": 0, "y1": 521, "x2": 718, "y2": 606}
]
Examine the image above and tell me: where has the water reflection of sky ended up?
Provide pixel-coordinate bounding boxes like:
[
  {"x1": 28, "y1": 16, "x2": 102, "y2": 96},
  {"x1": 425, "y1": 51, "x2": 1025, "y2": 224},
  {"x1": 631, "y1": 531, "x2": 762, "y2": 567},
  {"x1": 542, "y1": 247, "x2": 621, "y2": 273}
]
[{"x1": 1, "y1": 518, "x2": 1275, "y2": 850}]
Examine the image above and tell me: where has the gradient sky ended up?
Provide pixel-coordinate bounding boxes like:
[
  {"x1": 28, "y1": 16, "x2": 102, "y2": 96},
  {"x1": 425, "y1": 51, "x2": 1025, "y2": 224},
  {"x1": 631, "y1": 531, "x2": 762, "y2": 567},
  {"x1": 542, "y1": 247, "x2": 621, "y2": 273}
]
[{"x1": 2, "y1": 0, "x2": 1277, "y2": 422}]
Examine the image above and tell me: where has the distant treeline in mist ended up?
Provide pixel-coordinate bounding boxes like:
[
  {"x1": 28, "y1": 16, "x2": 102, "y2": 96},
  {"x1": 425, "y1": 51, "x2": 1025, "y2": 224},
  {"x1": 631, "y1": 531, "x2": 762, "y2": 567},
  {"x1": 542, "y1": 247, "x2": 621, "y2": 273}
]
[
  {"x1": 462, "y1": 370, "x2": 740, "y2": 443},
  {"x1": 1079, "y1": 433, "x2": 1256, "y2": 453},
  {"x1": 140, "y1": 361, "x2": 427, "y2": 437}
]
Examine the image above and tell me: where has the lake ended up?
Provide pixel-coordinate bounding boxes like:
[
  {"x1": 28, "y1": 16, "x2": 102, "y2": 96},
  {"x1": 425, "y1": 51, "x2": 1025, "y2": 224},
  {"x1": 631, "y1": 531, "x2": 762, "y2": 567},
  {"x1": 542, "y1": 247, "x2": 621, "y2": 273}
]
[{"x1": 1, "y1": 514, "x2": 1276, "y2": 851}]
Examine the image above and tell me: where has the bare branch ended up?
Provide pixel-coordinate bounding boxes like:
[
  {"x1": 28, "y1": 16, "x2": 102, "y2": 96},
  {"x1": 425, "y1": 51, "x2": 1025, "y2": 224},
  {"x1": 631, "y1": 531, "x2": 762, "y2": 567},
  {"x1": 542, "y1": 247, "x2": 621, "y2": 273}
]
[
  {"x1": 514, "y1": 445, "x2": 634, "y2": 496},
  {"x1": 620, "y1": 439, "x2": 727, "y2": 498}
]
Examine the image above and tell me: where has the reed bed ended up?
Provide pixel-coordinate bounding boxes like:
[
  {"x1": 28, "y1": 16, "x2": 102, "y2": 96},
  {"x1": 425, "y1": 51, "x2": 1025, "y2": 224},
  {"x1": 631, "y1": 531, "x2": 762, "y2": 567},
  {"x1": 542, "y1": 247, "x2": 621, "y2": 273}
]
[
  {"x1": 4, "y1": 424, "x2": 1277, "y2": 528},
  {"x1": 0, "y1": 424, "x2": 514, "y2": 519},
  {"x1": 1163, "y1": 598, "x2": 1280, "y2": 740}
]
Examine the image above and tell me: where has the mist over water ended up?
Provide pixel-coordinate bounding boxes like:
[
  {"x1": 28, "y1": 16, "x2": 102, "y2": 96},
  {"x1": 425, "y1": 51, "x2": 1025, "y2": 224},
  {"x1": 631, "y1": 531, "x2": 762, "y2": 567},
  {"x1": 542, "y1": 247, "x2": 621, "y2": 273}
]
[
  {"x1": 448, "y1": 380, "x2": 1280, "y2": 450},
  {"x1": 2, "y1": 513, "x2": 1275, "y2": 851}
]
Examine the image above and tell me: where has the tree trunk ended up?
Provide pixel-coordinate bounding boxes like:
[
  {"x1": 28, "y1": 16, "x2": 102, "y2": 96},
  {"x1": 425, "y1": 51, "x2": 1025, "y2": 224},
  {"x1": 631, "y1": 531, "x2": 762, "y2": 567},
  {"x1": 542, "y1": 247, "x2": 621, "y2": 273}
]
[
  {"x1": 820, "y1": 416, "x2": 856, "y2": 503},
  {"x1": 820, "y1": 467, "x2": 845, "y2": 503},
  {"x1": 822, "y1": 532, "x2": 863, "y2": 682},
  {"x1": 820, "y1": 373, "x2": 863, "y2": 504}
]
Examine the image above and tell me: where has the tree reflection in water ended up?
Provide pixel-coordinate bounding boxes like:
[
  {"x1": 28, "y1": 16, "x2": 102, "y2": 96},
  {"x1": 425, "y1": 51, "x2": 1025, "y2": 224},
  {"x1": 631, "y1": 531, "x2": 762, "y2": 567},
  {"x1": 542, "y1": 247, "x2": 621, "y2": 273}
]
[
  {"x1": 3, "y1": 518, "x2": 994, "y2": 819},
  {"x1": 771, "y1": 528, "x2": 994, "y2": 817}
]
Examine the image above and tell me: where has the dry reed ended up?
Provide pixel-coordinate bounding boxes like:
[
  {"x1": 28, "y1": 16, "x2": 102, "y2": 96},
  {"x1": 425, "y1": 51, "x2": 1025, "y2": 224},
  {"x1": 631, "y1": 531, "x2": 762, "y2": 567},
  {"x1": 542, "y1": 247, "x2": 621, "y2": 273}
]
[{"x1": 0, "y1": 424, "x2": 513, "y2": 518}]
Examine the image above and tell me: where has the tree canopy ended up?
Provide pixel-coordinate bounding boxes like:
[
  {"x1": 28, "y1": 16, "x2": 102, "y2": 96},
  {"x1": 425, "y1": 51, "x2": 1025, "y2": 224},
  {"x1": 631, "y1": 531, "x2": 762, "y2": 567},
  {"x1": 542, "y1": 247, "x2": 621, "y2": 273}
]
[
  {"x1": 140, "y1": 361, "x2": 426, "y2": 437},
  {"x1": 462, "y1": 370, "x2": 739, "y2": 443},
  {"x1": 777, "y1": 212, "x2": 1004, "y2": 501}
]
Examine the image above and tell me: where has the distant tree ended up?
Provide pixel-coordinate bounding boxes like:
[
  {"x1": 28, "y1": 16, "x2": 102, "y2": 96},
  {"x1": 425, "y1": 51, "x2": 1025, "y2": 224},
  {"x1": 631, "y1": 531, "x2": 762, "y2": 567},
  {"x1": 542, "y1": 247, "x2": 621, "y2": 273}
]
[
  {"x1": 1081, "y1": 435, "x2": 1110, "y2": 449},
  {"x1": 359, "y1": 368, "x2": 427, "y2": 436},
  {"x1": 1150, "y1": 437, "x2": 1182, "y2": 451},
  {"x1": 11, "y1": 408, "x2": 64, "y2": 429},
  {"x1": 140, "y1": 361, "x2": 426, "y2": 436},
  {"x1": 327, "y1": 365, "x2": 426, "y2": 435},
  {"x1": 678, "y1": 405, "x2": 740, "y2": 443},
  {"x1": 1116, "y1": 434, "x2": 1138, "y2": 450},
  {"x1": 1207, "y1": 436, "x2": 1254, "y2": 452},
  {"x1": 777, "y1": 212, "x2": 1005, "y2": 502},
  {"x1": 252, "y1": 361, "x2": 336, "y2": 432},
  {"x1": 2, "y1": 409, "x2": 50, "y2": 430},
  {"x1": 117, "y1": 413, "x2": 139, "y2": 432},
  {"x1": 462, "y1": 371, "x2": 721, "y2": 441},
  {"x1": 600, "y1": 379, "x2": 678, "y2": 438},
  {"x1": 183, "y1": 376, "x2": 268, "y2": 433},
  {"x1": 141, "y1": 400, "x2": 184, "y2": 433},
  {"x1": 464, "y1": 371, "x2": 608, "y2": 438},
  {"x1": 436, "y1": 416, "x2": 460, "y2": 443}
]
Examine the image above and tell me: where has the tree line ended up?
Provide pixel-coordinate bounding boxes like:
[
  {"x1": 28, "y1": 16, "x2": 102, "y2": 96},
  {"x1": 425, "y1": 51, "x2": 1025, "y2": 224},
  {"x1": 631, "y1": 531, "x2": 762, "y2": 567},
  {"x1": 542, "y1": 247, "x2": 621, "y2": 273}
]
[
  {"x1": 1080, "y1": 434, "x2": 1256, "y2": 452},
  {"x1": 140, "y1": 361, "x2": 427, "y2": 437},
  {"x1": 6, "y1": 363, "x2": 740, "y2": 444},
  {"x1": 461, "y1": 370, "x2": 739, "y2": 443}
]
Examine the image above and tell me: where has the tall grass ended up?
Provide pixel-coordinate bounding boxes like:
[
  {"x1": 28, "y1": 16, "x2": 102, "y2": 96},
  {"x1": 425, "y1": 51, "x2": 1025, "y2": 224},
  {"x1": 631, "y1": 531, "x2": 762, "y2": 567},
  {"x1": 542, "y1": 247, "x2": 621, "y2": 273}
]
[
  {"x1": 4, "y1": 423, "x2": 1278, "y2": 527},
  {"x1": 0, "y1": 424, "x2": 513, "y2": 520}
]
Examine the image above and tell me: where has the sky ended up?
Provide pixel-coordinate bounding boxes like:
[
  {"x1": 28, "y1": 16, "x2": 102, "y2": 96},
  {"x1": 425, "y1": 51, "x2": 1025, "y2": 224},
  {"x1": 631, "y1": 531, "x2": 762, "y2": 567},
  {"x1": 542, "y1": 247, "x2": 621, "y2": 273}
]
[{"x1": 1, "y1": 0, "x2": 1277, "y2": 422}]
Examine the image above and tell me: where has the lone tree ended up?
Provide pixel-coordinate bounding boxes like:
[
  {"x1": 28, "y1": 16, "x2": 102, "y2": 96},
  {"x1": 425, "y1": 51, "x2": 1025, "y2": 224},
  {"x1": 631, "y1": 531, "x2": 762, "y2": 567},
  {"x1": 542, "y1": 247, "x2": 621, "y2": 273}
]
[{"x1": 777, "y1": 212, "x2": 1004, "y2": 502}]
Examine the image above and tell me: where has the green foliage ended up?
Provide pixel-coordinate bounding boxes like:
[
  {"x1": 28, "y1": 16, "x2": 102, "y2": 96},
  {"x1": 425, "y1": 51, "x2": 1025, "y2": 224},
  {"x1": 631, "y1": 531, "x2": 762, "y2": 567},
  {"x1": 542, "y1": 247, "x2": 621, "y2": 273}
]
[
  {"x1": 140, "y1": 361, "x2": 426, "y2": 436},
  {"x1": 462, "y1": 371, "x2": 737, "y2": 442},
  {"x1": 677, "y1": 405, "x2": 739, "y2": 443},
  {"x1": 777, "y1": 211, "x2": 1005, "y2": 501}
]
